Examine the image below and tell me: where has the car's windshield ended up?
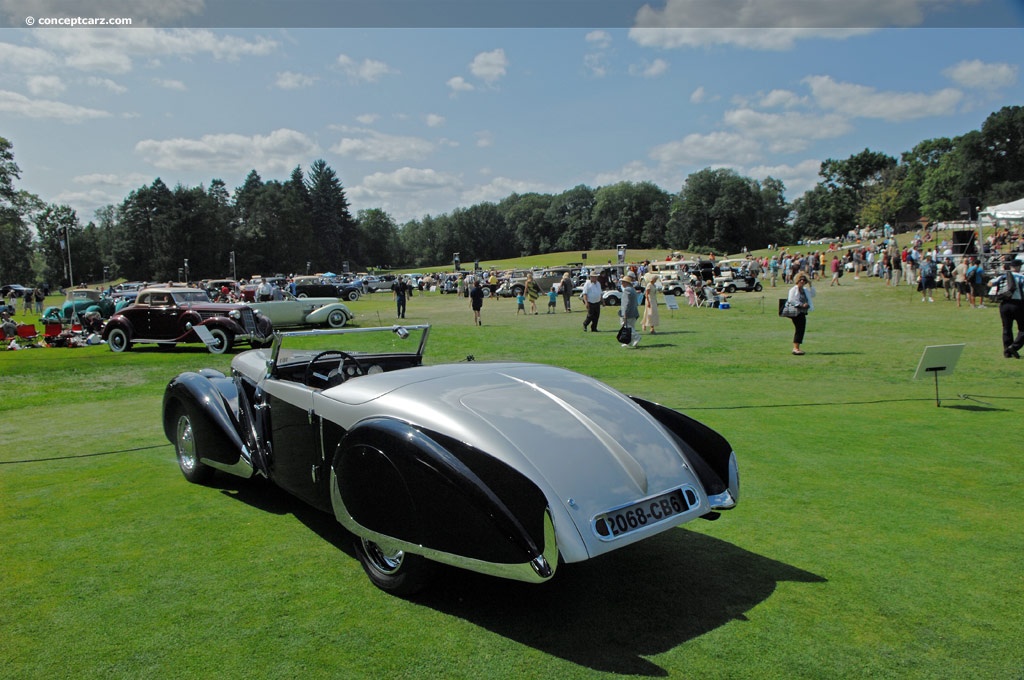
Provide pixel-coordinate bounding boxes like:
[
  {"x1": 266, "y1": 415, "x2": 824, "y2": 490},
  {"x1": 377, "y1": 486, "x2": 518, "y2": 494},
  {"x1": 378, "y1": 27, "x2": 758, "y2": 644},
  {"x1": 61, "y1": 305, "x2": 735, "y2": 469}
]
[
  {"x1": 271, "y1": 325, "x2": 429, "y2": 371},
  {"x1": 172, "y1": 291, "x2": 213, "y2": 304}
]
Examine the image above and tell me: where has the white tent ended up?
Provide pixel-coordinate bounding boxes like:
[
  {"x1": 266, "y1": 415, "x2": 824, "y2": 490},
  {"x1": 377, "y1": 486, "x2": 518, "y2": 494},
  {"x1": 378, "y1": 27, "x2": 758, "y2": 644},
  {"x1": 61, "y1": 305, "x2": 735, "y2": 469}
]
[{"x1": 983, "y1": 197, "x2": 1024, "y2": 221}]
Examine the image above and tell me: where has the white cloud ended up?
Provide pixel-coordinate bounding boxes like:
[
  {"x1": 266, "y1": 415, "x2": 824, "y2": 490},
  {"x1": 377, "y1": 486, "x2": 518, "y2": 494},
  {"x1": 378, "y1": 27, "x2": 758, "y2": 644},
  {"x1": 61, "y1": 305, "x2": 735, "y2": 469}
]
[
  {"x1": 31, "y1": 28, "x2": 278, "y2": 74},
  {"x1": 630, "y1": 58, "x2": 668, "y2": 79},
  {"x1": 475, "y1": 130, "x2": 493, "y2": 148},
  {"x1": 330, "y1": 127, "x2": 435, "y2": 162},
  {"x1": 943, "y1": 59, "x2": 1018, "y2": 90},
  {"x1": 592, "y1": 160, "x2": 666, "y2": 188},
  {"x1": 650, "y1": 131, "x2": 762, "y2": 165},
  {"x1": 627, "y1": 0, "x2": 946, "y2": 49},
  {"x1": 86, "y1": 76, "x2": 127, "y2": 94},
  {"x1": 27, "y1": 75, "x2": 65, "y2": 97},
  {"x1": 758, "y1": 88, "x2": 806, "y2": 108},
  {"x1": 447, "y1": 76, "x2": 474, "y2": 94},
  {"x1": 745, "y1": 159, "x2": 823, "y2": 198},
  {"x1": 585, "y1": 30, "x2": 612, "y2": 48},
  {"x1": 134, "y1": 128, "x2": 320, "y2": 173},
  {"x1": 690, "y1": 86, "x2": 707, "y2": 103},
  {"x1": 355, "y1": 113, "x2": 379, "y2": 125},
  {"x1": 336, "y1": 54, "x2": 398, "y2": 83},
  {"x1": 460, "y1": 176, "x2": 557, "y2": 206},
  {"x1": 359, "y1": 167, "x2": 462, "y2": 193},
  {"x1": 584, "y1": 52, "x2": 608, "y2": 78},
  {"x1": 469, "y1": 48, "x2": 507, "y2": 84},
  {"x1": 0, "y1": 42, "x2": 58, "y2": 71},
  {"x1": 73, "y1": 172, "x2": 152, "y2": 187},
  {"x1": 0, "y1": 89, "x2": 110, "y2": 122},
  {"x1": 153, "y1": 78, "x2": 186, "y2": 91},
  {"x1": 275, "y1": 71, "x2": 317, "y2": 90},
  {"x1": 723, "y1": 108, "x2": 852, "y2": 153},
  {"x1": 803, "y1": 74, "x2": 962, "y2": 121},
  {"x1": 425, "y1": 113, "x2": 445, "y2": 127}
]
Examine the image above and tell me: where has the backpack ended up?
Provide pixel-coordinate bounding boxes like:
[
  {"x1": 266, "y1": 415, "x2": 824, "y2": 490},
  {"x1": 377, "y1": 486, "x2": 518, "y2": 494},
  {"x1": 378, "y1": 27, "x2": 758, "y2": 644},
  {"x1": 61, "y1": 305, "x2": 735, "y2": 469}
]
[{"x1": 988, "y1": 273, "x2": 1019, "y2": 302}]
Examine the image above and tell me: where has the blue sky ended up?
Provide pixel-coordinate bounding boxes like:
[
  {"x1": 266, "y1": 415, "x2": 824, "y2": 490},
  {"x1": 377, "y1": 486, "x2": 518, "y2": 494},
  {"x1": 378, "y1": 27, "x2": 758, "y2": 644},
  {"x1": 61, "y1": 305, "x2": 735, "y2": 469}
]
[{"x1": 1, "y1": 0, "x2": 1022, "y2": 225}]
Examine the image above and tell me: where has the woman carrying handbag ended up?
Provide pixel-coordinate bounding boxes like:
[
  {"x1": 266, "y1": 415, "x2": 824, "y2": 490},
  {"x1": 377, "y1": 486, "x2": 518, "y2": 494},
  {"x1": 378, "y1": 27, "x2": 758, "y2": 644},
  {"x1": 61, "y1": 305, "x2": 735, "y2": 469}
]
[{"x1": 784, "y1": 272, "x2": 815, "y2": 355}]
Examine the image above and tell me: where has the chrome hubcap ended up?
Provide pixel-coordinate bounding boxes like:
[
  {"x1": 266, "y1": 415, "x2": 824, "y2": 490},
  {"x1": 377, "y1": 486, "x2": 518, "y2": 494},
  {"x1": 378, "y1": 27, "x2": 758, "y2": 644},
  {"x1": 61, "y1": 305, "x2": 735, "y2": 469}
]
[{"x1": 176, "y1": 415, "x2": 196, "y2": 471}]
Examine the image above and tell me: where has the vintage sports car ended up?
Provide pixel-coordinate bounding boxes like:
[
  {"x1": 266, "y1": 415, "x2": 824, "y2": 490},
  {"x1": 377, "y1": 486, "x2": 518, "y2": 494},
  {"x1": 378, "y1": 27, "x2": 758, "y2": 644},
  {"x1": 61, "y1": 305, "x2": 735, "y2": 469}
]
[
  {"x1": 103, "y1": 287, "x2": 272, "y2": 354},
  {"x1": 248, "y1": 292, "x2": 353, "y2": 329},
  {"x1": 162, "y1": 325, "x2": 739, "y2": 594}
]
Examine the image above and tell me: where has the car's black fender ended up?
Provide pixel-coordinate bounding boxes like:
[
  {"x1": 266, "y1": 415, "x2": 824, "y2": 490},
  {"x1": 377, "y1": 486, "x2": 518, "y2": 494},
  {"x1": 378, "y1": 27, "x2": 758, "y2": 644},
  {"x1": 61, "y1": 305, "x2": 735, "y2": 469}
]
[
  {"x1": 630, "y1": 397, "x2": 738, "y2": 508},
  {"x1": 162, "y1": 369, "x2": 252, "y2": 477},
  {"x1": 101, "y1": 314, "x2": 134, "y2": 340},
  {"x1": 330, "y1": 417, "x2": 555, "y2": 578}
]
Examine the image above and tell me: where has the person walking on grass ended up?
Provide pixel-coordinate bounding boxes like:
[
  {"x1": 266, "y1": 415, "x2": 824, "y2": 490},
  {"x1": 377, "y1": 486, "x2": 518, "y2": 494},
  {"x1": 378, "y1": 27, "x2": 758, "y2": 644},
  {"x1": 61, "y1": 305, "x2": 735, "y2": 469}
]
[
  {"x1": 581, "y1": 270, "x2": 603, "y2": 331},
  {"x1": 619, "y1": 274, "x2": 641, "y2": 348},
  {"x1": 470, "y1": 280, "x2": 484, "y2": 326},
  {"x1": 786, "y1": 271, "x2": 815, "y2": 355}
]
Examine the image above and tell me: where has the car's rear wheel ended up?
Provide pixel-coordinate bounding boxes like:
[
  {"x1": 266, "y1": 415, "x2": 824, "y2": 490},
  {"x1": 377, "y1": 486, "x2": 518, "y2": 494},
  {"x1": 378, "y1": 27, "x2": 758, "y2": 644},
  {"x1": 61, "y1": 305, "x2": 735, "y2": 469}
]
[
  {"x1": 173, "y1": 407, "x2": 214, "y2": 484},
  {"x1": 754, "y1": 282, "x2": 763, "y2": 292},
  {"x1": 297, "y1": 292, "x2": 308, "y2": 298},
  {"x1": 353, "y1": 536, "x2": 432, "y2": 596},
  {"x1": 107, "y1": 327, "x2": 131, "y2": 352},
  {"x1": 345, "y1": 290, "x2": 360, "y2": 302},
  {"x1": 327, "y1": 309, "x2": 348, "y2": 328},
  {"x1": 726, "y1": 284, "x2": 737, "y2": 293}
]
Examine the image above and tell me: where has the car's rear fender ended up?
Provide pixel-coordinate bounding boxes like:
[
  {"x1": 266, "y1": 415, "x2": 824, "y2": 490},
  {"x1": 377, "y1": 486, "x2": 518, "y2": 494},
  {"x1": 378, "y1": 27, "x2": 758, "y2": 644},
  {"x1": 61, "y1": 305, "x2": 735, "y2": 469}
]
[
  {"x1": 163, "y1": 370, "x2": 253, "y2": 478},
  {"x1": 330, "y1": 417, "x2": 557, "y2": 584},
  {"x1": 304, "y1": 304, "x2": 346, "y2": 325},
  {"x1": 630, "y1": 397, "x2": 739, "y2": 510},
  {"x1": 101, "y1": 315, "x2": 134, "y2": 340}
]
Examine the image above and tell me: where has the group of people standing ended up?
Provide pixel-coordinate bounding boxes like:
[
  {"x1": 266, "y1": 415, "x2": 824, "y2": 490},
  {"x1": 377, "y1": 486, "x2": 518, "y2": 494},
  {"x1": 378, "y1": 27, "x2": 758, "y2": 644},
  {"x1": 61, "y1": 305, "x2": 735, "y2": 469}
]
[{"x1": 580, "y1": 270, "x2": 660, "y2": 347}]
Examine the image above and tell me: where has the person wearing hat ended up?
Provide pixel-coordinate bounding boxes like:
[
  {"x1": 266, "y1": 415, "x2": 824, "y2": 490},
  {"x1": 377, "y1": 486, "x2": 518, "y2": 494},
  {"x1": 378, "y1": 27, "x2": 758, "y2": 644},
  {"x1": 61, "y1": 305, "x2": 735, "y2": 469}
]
[
  {"x1": 785, "y1": 271, "x2": 815, "y2": 355},
  {"x1": 618, "y1": 274, "x2": 641, "y2": 347},
  {"x1": 997, "y1": 259, "x2": 1024, "y2": 358},
  {"x1": 580, "y1": 270, "x2": 604, "y2": 331}
]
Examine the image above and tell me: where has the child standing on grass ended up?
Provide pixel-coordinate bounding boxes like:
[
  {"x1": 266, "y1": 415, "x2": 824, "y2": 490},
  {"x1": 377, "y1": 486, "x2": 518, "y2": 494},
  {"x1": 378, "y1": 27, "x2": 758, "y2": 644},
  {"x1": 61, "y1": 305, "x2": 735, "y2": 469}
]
[
  {"x1": 547, "y1": 285, "x2": 558, "y2": 313},
  {"x1": 516, "y1": 293, "x2": 526, "y2": 315}
]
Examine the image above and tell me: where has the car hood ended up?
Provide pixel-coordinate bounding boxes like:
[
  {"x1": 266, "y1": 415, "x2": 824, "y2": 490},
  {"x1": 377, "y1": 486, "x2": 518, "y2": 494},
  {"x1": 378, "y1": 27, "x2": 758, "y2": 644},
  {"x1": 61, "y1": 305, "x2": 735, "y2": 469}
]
[{"x1": 321, "y1": 363, "x2": 706, "y2": 549}]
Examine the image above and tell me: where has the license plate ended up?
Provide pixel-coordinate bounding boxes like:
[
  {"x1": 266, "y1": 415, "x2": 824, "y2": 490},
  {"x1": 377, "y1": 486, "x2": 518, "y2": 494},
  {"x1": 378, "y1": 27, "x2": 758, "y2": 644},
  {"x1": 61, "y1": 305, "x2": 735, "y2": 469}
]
[{"x1": 593, "y1": 487, "x2": 698, "y2": 540}]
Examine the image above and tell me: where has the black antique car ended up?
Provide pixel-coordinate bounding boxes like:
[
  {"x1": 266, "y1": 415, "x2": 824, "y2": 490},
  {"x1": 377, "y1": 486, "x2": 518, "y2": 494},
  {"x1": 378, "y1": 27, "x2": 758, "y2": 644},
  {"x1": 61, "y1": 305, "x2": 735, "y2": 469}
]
[
  {"x1": 101, "y1": 286, "x2": 272, "y2": 353},
  {"x1": 295, "y1": 278, "x2": 362, "y2": 302}
]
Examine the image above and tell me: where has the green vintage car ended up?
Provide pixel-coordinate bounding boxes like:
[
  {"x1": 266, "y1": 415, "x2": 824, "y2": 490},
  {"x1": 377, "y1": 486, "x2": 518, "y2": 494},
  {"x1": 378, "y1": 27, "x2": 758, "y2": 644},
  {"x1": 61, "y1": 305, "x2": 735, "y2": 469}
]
[{"x1": 60, "y1": 289, "x2": 116, "y2": 320}]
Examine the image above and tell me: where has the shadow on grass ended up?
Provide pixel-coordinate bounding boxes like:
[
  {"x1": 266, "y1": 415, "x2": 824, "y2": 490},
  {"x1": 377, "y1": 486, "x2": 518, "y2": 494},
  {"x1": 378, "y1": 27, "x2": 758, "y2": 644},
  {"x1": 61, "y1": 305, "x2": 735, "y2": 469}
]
[
  {"x1": 415, "y1": 530, "x2": 825, "y2": 675},
  {"x1": 215, "y1": 476, "x2": 824, "y2": 676}
]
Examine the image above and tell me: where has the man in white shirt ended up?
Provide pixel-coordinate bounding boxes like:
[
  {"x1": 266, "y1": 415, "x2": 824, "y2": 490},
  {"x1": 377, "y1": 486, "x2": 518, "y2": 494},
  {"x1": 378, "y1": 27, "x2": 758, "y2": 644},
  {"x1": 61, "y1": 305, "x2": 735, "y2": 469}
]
[{"x1": 580, "y1": 271, "x2": 604, "y2": 332}]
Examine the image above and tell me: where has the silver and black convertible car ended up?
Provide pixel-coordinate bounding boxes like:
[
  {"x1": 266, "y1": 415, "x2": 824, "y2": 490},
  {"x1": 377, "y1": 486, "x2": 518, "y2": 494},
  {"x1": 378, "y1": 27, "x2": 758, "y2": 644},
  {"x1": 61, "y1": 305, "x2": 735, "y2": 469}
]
[{"x1": 162, "y1": 325, "x2": 739, "y2": 595}]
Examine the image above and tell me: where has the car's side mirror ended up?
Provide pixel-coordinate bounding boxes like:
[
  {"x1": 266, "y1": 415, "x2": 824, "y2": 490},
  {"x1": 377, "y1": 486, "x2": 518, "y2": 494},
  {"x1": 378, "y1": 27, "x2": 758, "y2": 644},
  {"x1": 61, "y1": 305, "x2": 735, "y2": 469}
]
[{"x1": 392, "y1": 326, "x2": 409, "y2": 339}]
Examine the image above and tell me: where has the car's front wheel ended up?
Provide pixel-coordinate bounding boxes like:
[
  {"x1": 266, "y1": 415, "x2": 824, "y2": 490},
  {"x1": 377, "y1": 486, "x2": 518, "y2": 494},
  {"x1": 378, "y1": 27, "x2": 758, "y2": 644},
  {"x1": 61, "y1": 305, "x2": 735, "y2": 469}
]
[
  {"x1": 208, "y1": 327, "x2": 233, "y2": 354},
  {"x1": 173, "y1": 407, "x2": 214, "y2": 484},
  {"x1": 345, "y1": 289, "x2": 360, "y2": 302},
  {"x1": 107, "y1": 327, "x2": 131, "y2": 352},
  {"x1": 353, "y1": 536, "x2": 432, "y2": 596},
  {"x1": 753, "y1": 282, "x2": 763, "y2": 292},
  {"x1": 327, "y1": 309, "x2": 348, "y2": 328}
]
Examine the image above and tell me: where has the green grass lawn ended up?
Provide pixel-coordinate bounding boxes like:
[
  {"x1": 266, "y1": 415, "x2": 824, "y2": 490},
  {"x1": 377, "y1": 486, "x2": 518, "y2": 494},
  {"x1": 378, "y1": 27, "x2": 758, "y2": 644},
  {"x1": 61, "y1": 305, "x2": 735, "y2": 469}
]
[{"x1": 2, "y1": 276, "x2": 1022, "y2": 679}]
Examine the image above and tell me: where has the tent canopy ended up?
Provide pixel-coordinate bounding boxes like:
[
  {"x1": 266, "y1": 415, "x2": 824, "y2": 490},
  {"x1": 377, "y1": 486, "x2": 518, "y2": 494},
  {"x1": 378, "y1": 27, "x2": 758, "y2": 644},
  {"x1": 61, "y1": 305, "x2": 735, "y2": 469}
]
[{"x1": 983, "y1": 197, "x2": 1024, "y2": 220}]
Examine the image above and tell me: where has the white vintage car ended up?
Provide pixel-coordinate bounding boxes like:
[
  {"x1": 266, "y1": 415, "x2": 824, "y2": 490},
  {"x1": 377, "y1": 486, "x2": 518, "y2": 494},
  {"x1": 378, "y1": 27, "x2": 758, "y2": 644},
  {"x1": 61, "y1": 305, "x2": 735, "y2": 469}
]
[
  {"x1": 162, "y1": 324, "x2": 739, "y2": 595},
  {"x1": 248, "y1": 292, "x2": 353, "y2": 329}
]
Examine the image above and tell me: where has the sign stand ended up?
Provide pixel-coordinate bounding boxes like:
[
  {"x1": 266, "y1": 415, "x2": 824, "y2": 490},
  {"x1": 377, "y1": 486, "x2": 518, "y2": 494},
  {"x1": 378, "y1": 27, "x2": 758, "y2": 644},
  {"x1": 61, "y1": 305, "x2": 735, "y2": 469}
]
[
  {"x1": 913, "y1": 344, "x2": 965, "y2": 407},
  {"x1": 663, "y1": 294, "x2": 679, "y2": 317}
]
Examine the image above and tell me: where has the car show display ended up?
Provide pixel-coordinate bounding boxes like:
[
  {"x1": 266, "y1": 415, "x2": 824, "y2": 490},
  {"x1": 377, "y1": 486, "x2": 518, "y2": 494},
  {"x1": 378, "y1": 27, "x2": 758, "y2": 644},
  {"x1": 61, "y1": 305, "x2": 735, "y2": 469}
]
[{"x1": 161, "y1": 324, "x2": 740, "y2": 595}]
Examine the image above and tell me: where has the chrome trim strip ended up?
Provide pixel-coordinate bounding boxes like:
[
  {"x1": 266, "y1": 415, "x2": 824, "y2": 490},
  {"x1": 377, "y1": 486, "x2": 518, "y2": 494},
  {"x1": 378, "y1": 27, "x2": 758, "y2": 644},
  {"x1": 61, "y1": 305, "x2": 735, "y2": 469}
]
[
  {"x1": 708, "y1": 451, "x2": 739, "y2": 510},
  {"x1": 331, "y1": 476, "x2": 557, "y2": 584}
]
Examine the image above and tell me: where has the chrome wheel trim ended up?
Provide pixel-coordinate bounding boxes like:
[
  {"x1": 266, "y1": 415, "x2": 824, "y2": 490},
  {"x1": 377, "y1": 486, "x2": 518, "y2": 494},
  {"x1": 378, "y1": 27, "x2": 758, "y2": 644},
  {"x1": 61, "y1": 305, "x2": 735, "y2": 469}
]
[
  {"x1": 108, "y1": 328, "x2": 127, "y2": 351},
  {"x1": 175, "y1": 414, "x2": 198, "y2": 472},
  {"x1": 361, "y1": 538, "x2": 405, "y2": 575}
]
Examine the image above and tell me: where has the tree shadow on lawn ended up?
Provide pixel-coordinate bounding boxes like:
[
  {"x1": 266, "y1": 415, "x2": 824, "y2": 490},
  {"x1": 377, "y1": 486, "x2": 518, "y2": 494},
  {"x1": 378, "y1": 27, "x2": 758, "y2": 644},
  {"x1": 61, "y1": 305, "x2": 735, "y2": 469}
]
[{"x1": 216, "y1": 477, "x2": 825, "y2": 676}]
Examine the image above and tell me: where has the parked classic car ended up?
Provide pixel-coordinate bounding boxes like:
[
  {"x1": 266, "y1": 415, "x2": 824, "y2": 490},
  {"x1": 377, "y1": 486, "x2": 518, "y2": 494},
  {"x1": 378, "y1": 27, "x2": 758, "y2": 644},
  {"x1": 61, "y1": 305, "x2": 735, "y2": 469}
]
[
  {"x1": 293, "y1": 277, "x2": 362, "y2": 302},
  {"x1": 248, "y1": 292, "x2": 353, "y2": 329},
  {"x1": 102, "y1": 287, "x2": 273, "y2": 353},
  {"x1": 60, "y1": 288, "x2": 116, "y2": 320},
  {"x1": 162, "y1": 324, "x2": 740, "y2": 595}
]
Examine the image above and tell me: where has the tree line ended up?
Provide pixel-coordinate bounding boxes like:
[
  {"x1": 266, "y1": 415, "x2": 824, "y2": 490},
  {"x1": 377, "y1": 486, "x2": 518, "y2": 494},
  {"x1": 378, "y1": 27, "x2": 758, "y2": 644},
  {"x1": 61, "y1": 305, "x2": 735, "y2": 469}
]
[{"x1": 1, "y1": 106, "x2": 1021, "y2": 286}]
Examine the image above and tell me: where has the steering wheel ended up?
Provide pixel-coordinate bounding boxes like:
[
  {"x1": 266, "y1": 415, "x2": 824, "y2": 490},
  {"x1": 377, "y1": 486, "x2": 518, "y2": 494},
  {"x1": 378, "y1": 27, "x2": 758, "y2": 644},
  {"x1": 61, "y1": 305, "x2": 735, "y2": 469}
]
[{"x1": 303, "y1": 350, "x2": 366, "y2": 388}]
